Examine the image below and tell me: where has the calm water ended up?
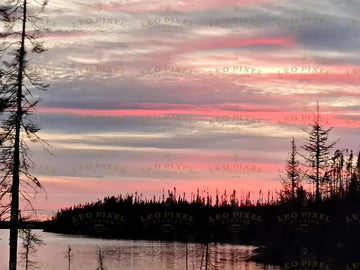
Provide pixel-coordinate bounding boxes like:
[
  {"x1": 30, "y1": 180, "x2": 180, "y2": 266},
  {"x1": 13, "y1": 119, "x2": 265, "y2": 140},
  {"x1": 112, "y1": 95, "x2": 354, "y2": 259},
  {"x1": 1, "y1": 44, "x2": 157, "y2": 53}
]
[{"x1": 0, "y1": 230, "x2": 278, "y2": 270}]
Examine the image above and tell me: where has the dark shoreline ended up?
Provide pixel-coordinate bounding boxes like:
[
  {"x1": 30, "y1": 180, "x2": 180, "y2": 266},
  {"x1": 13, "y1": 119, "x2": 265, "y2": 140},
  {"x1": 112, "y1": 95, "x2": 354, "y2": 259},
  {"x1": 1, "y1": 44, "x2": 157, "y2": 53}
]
[{"x1": 37, "y1": 197, "x2": 360, "y2": 268}]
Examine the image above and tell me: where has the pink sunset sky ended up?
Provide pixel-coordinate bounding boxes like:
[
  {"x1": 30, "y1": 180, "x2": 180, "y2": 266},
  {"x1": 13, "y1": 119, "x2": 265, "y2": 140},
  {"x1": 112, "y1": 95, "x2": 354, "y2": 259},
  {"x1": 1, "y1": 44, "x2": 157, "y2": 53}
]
[{"x1": 5, "y1": 0, "x2": 360, "y2": 219}]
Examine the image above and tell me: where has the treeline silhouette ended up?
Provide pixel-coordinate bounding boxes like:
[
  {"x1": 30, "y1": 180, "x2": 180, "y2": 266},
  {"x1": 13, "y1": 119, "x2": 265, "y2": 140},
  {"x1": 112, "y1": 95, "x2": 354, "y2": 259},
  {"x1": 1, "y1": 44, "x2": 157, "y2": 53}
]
[
  {"x1": 44, "y1": 183, "x2": 360, "y2": 263},
  {"x1": 43, "y1": 150, "x2": 360, "y2": 268},
  {"x1": 45, "y1": 187, "x2": 278, "y2": 241}
]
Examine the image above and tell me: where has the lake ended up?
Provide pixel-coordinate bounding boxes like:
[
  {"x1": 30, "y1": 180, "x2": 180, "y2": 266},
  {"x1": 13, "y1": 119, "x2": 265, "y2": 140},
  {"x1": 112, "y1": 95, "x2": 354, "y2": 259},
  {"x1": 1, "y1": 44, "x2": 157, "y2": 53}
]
[{"x1": 0, "y1": 230, "x2": 278, "y2": 270}]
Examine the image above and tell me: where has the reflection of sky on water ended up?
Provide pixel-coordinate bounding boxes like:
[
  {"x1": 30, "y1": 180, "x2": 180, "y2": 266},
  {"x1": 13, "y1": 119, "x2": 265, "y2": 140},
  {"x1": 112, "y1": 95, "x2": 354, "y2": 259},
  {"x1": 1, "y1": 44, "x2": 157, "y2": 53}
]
[{"x1": 0, "y1": 230, "x2": 278, "y2": 270}]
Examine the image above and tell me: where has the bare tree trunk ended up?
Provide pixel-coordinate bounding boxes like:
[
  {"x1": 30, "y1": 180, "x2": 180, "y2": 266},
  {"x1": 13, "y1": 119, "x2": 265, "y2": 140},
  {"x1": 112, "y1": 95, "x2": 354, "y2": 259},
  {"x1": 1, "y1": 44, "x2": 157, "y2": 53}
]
[
  {"x1": 185, "y1": 241, "x2": 188, "y2": 270},
  {"x1": 9, "y1": 1, "x2": 27, "y2": 269},
  {"x1": 25, "y1": 243, "x2": 29, "y2": 270},
  {"x1": 204, "y1": 243, "x2": 209, "y2": 270},
  {"x1": 96, "y1": 247, "x2": 106, "y2": 270},
  {"x1": 67, "y1": 246, "x2": 72, "y2": 270},
  {"x1": 316, "y1": 131, "x2": 320, "y2": 203},
  {"x1": 25, "y1": 246, "x2": 29, "y2": 270},
  {"x1": 199, "y1": 244, "x2": 205, "y2": 270}
]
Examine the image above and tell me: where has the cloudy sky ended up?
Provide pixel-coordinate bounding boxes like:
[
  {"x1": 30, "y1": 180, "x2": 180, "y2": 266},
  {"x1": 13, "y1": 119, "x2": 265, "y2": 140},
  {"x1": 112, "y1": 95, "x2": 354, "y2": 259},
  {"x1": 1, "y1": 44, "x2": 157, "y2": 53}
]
[{"x1": 4, "y1": 0, "x2": 360, "y2": 218}]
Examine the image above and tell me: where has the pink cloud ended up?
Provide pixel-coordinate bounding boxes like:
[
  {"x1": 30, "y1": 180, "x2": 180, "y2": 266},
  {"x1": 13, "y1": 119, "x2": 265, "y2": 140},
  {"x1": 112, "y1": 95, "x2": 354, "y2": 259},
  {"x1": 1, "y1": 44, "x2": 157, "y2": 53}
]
[
  {"x1": 173, "y1": 36, "x2": 297, "y2": 56},
  {"x1": 36, "y1": 105, "x2": 360, "y2": 129}
]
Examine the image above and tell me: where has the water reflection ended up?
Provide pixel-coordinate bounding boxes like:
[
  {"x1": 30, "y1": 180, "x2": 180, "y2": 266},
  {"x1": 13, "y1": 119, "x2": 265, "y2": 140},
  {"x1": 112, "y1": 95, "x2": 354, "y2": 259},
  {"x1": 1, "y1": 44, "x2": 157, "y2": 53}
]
[{"x1": 0, "y1": 230, "x2": 278, "y2": 270}]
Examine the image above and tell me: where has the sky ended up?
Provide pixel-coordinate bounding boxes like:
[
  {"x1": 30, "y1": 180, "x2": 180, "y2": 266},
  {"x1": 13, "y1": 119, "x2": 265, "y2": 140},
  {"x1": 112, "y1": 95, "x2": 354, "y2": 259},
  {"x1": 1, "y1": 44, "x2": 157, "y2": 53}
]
[{"x1": 2, "y1": 0, "x2": 360, "y2": 219}]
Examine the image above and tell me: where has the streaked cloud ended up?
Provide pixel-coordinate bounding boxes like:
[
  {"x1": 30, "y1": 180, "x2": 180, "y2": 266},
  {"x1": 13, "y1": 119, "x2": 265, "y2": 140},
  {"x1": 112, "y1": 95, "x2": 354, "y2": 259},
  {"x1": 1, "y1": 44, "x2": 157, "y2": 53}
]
[{"x1": 3, "y1": 0, "x2": 359, "y2": 212}]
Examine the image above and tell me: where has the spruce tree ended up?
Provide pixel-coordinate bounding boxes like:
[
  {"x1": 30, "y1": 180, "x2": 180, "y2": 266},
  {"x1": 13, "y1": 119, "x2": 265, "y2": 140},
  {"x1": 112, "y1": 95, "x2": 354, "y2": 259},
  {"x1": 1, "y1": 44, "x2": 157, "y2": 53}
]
[
  {"x1": 19, "y1": 228, "x2": 44, "y2": 270},
  {"x1": 348, "y1": 150, "x2": 360, "y2": 197},
  {"x1": 281, "y1": 137, "x2": 301, "y2": 201},
  {"x1": 0, "y1": 1, "x2": 49, "y2": 269},
  {"x1": 300, "y1": 102, "x2": 338, "y2": 203}
]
